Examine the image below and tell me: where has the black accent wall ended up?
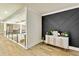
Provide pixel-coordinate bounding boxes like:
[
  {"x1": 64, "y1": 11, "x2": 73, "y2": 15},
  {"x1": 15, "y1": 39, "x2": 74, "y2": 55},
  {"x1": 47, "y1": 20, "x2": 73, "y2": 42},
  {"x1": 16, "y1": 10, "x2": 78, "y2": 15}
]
[{"x1": 42, "y1": 8, "x2": 79, "y2": 47}]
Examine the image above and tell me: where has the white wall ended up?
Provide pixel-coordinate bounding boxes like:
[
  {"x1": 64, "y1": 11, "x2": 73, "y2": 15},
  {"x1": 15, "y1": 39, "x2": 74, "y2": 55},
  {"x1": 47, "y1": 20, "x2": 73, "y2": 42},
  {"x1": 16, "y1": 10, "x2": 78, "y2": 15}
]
[{"x1": 27, "y1": 8, "x2": 42, "y2": 48}]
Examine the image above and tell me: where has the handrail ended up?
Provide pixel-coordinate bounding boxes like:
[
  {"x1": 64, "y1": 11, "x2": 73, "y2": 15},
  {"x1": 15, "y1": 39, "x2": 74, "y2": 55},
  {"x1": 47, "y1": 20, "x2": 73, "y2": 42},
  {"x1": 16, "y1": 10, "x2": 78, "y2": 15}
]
[{"x1": 16, "y1": 34, "x2": 18, "y2": 43}]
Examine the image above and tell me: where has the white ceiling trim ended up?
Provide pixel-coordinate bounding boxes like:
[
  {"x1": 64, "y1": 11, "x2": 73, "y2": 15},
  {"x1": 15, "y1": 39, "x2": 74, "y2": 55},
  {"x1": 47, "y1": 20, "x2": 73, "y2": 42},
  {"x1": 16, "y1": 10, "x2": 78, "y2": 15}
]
[{"x1": 42, "y1": 5, "x2": 79, "y2": 16}]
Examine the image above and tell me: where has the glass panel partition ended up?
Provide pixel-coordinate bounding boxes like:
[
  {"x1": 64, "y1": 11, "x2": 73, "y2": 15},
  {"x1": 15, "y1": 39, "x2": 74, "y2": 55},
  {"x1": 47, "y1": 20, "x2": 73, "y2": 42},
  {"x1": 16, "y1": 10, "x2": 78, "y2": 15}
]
[{"x1": 6, "y1": 24, "x2": 27, "y2": 48}]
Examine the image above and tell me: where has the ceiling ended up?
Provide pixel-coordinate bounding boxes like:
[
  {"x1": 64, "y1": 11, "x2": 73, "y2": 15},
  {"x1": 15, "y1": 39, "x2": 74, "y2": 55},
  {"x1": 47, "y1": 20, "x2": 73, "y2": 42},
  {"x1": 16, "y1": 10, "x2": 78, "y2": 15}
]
[
  {"x1": 5, "y1": 8, "x2": 26, "y2": 25},
  {"x1": 26, "y1": 3, "x2": 79, "y2": 15},
  {"x1": 0, "y1": 3, "x2": 25, "y2": 21},
  {"x1": 0, "y1": 3, "x2": 79, "y2": 23}
]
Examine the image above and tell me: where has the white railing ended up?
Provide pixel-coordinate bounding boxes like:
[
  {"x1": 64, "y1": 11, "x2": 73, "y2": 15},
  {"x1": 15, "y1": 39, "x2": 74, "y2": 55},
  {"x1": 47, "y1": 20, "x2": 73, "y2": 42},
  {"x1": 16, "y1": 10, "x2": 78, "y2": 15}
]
[{"x1": 5, "y1": 32, "x2": 27, "y2": 48}]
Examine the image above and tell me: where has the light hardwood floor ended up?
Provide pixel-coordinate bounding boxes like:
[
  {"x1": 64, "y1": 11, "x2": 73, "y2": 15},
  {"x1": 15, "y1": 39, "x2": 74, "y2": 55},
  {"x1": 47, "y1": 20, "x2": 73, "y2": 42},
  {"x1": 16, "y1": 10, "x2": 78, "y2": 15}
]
[{"x1": 0, "y1": 35, "x2": 79, "y2": 56}]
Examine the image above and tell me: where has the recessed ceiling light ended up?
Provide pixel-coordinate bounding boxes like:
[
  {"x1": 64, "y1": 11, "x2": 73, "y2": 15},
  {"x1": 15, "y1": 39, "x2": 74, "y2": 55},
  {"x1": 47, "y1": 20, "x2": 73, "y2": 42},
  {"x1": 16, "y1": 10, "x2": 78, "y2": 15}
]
[{"x1": 4, "y1": 11, "x2": 8, "y2": 14}]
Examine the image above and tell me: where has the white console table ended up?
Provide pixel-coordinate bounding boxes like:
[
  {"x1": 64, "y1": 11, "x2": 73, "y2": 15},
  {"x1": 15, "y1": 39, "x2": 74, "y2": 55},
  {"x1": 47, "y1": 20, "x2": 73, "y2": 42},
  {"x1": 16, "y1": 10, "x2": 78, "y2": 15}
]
[{"x1": 45, "y1": 35, "x2": 69, "y2": 49}]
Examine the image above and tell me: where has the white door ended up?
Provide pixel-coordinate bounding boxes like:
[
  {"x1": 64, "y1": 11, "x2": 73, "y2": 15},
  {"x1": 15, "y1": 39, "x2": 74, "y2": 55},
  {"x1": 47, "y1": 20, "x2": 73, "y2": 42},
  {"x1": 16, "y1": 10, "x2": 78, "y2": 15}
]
[
  {"x1": 49, "y1": 36, "x2": 55, "y2": 45},
  {"x1": 62, "y1": 37, "x2": 69, "y2": 49},
  {"x1": 55, "y1": 37, "x2": 62, "y2": 47},
  {"x1": 45, "y1": 35, "x2": 55, "y2": 45}
]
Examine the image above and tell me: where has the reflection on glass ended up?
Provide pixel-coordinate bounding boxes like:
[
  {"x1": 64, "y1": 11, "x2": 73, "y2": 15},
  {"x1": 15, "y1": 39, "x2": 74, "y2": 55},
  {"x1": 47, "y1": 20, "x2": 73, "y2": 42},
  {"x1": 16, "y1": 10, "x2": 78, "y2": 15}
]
[
  {"x1": 6, "y1": 24, "x2": 26, "y2": 48},
  {"x1": 19, "y1": 25, "x2": 26, "y2": 46}
]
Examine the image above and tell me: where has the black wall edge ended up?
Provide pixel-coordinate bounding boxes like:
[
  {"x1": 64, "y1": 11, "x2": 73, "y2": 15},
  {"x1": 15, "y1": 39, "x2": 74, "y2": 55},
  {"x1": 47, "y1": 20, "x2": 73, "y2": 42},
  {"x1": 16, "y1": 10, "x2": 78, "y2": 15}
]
[{"x1": 42, "y1": 8, "x2": 79, "y2": 48}]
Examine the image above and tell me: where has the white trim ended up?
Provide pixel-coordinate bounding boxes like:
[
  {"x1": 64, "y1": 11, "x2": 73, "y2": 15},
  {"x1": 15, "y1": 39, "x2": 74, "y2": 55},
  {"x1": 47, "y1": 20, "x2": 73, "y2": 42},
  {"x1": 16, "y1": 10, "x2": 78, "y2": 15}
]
[
  {"x1": 69, "y1": 46, "x2": 79, "y2": 51},
  {"x1": 42, "y1": 5, "x2": 79, "y2": 16},
  {"x1": 4, "y1": 36, "x2": 28, "y2": 49}
]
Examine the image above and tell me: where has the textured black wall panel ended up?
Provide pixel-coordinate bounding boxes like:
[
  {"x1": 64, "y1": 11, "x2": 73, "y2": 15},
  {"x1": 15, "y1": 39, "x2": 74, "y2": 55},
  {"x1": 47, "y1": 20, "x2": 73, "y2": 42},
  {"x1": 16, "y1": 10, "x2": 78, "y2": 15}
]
[{"x1": 42, "y1": 8, "x2": 79, "y2": 47}]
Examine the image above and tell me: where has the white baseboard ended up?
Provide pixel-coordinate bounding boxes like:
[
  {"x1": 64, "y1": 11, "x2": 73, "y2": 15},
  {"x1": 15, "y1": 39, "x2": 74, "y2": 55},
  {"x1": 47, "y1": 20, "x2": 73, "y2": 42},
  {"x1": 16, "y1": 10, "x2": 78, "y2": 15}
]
[{"x1": 69, "y1": 46, "x2": 79, "y2": 51}]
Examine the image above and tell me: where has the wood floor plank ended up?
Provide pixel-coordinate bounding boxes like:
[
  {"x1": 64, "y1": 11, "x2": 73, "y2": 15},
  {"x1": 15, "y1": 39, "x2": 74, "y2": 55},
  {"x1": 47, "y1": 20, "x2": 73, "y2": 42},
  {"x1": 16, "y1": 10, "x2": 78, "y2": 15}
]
[{"x1": 0, "y1": 35, "x2": 79, "y2": 56}]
